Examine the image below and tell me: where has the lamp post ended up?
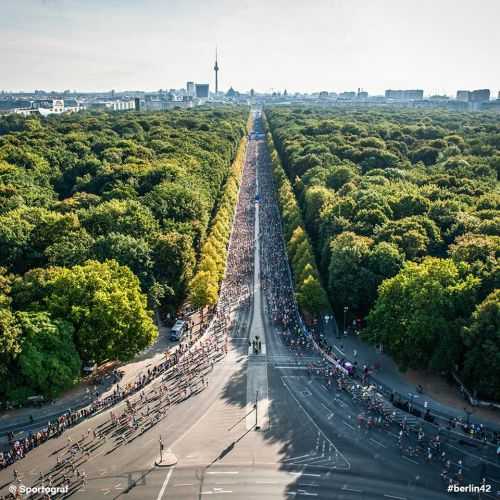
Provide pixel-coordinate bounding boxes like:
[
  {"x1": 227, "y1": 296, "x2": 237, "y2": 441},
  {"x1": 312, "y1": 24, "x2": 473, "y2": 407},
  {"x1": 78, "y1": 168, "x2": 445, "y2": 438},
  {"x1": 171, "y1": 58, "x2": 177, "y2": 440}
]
[
  {"x1": 255, "y1": 390, "x2": 260, "y2": 430},
  {"x1": 159, "y1": 435, "x2": 164, "y2": 463}
]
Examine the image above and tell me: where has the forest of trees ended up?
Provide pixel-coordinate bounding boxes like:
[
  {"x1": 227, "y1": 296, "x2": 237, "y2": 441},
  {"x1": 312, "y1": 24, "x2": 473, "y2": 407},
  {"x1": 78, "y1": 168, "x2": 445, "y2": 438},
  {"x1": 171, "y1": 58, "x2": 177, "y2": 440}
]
[
  {"x1": 0, "y1": 106, "x2": 247, "y2": 403},
  {"x1": 266, "y1": 106, "x2": 500, "y2": 400}
]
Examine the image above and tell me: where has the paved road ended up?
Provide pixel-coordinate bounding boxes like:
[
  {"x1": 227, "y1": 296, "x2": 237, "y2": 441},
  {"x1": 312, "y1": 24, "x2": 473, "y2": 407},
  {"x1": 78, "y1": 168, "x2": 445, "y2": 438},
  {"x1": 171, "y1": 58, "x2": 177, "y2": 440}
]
[{"x1": 1, "y1": 111, "x2": 496, "y2": 500}]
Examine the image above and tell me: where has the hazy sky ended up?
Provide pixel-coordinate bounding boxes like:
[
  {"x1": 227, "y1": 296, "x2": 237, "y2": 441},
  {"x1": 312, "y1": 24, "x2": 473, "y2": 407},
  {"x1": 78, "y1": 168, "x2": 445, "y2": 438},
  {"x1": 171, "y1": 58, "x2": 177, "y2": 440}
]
[{"x1": 2, "y1": 0, "x2": 499, "y2": 96}]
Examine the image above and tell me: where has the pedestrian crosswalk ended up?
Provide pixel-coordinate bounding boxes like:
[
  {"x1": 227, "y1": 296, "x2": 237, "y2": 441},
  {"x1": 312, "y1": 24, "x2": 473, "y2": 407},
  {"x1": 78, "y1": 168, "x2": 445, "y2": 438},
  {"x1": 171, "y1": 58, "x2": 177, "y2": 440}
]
[{"x1": 281, "y1": 433, "x2": 350, "y2": 470}]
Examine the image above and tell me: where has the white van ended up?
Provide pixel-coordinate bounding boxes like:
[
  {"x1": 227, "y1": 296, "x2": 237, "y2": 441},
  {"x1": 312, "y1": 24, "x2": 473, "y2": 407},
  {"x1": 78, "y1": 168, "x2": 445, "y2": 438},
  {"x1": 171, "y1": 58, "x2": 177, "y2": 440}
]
[{"x1": 169, "y1": 320, "x2": 187, "y2": 341}]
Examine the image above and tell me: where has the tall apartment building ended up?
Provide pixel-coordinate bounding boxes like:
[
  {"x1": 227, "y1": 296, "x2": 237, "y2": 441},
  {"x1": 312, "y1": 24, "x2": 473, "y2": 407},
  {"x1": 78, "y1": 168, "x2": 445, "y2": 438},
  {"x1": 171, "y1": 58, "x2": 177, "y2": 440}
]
[
  {"x1": 456, "y1": 90, "x2": 470, "y2": 102},
  {"x1": 186, "y1": 81, "x2": 196, "y2": 97},
  {"x1": 469, "y1": 89, "x2": 490, "y2": 103}
]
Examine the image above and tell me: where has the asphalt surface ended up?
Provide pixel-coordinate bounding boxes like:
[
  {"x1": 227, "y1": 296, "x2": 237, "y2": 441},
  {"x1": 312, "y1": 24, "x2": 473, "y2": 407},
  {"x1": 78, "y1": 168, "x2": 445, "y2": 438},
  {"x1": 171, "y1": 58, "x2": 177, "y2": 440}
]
[{"x1": 1, "y1": 111, "x2": 498, "y2": 500}]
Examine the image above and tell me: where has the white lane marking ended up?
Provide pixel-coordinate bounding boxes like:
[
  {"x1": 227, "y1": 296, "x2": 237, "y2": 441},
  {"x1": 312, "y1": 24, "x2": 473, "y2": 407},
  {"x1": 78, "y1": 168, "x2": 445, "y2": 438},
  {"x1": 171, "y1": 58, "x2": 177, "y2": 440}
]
[
  {"x1": 298, "y1": 491, "x2": 318, "y2": 497},
  {"x1": 101, "y1": 489, "x2": 111, "y2": 495},
  {"x1": 369, "y1": 438, "x2": 387, "y2": 448},
  {"x1": 156, "y1": 466, "x2": 175, "y2": 500},
  {"x1": 384, "y1": 495, "x2": 407, "y2": 500},
  {"x1": 174, "y1": 483, "x2": 194, "y2": 487},
  {"x1": 282, "y1": 454, "x2": 311, "y2": 462},
  {"x1": 327, "y1": 413, "x2": 335, "y2": 420},
  {"x1": 301, "y1": 473, "x2": 321, "y2": 478},
  {"x1": 206, "y1": 471, "x2": 239, "y2": 474},
  {"x1": 402, "y1": 456, "x2": 419, "y2": 465},
  {"x1": 343, "y1": 422, "x2": 355, "y2": 430},
  {"x1": 256, "y1": 480, "x2": 280, "y2": 484},
  {"x1": 274, "y1": 366, "x2": 309, "y2": 370},
  {"x1": 114, "y1": 483, "x2": 122, "y2": 489},
  {"x1": 320, "y1": 385, "x2": 328, "y2": 391},
  {"x1": 320, "y1": 402, "x2": 330, "y2": 412},
  {"x1": 342, "y1": 485, "x2": 362, "y2": 493},
  {"x1": 281, "y1": 377, "x2": 350, "y2": 471}
]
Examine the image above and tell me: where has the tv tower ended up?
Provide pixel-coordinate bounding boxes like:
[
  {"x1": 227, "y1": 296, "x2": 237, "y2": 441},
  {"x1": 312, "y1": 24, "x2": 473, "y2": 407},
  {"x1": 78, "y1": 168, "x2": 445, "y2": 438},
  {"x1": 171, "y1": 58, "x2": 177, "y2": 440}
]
[{"x1": 214, "y1": 48, "x2": 219, "y2": 95}]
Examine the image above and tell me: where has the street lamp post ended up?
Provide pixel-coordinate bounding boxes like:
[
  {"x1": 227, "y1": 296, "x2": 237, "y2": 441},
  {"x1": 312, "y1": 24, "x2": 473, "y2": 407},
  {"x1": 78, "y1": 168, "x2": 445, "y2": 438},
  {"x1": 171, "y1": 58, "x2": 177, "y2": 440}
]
[
  {"x1": 255, "y1": 390, "x2": 260, "y2": 430},
  {"x1": 159, "y1": 435, "x2": 164, "y2": 463}
]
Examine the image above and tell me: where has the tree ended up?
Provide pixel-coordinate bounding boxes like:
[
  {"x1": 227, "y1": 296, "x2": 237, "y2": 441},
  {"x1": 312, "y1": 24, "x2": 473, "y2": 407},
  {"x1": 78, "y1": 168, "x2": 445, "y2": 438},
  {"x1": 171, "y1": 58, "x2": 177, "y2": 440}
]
[
  {"x1": 0, "y1": 307, "x2": 22, "y2": 378},
  {"x1": 296, "y1": 274, "x2": 330, "y2": 314},
  {"x1": 327, "y1": 232, "x2": 376, "y2": 311},
  {"x1": 364, "y1": 257, "x2": 479, "y2": 372},
  {"x1": 462, "y1": 290, "x2": 500, "y2": 400},
  {"x1": 14, "y1": 311, "x2": 81, "y2": 398},
  {"x1": 13, "y1": 260, "x2": 157, "y2": 363}
]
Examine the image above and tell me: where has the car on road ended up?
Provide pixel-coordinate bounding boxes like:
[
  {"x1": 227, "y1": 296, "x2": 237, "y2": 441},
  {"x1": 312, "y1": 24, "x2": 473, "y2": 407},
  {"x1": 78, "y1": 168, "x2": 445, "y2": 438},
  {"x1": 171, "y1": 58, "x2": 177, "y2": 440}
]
[{"x1": 169, "y1": 319, "x2": 187, "y2": 341}]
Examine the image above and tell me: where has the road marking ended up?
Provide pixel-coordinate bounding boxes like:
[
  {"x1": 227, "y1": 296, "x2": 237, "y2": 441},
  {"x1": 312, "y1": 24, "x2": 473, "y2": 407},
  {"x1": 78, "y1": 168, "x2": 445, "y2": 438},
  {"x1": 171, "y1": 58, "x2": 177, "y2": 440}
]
[
  {"x1": 274, "y1": 366, "x2": 308, "y2": 370},
  {"x1": 256, "y1": 480, "x2": 279, "y2": 484},
  {"x1": 101, "y1": 489, "x2": 111, "y2": 495},
  {"x1": 402, "y1": 456, "x2": 419, "y2": 465},
  {"x1": 301, "y1": 473, "x2": 321, "y2": 477},
  {"x1": 174, "y1": 483, "x2": 194, "y2": 487},
  {"x1": 282, "y1": 454, "x2": 310, "y2": 462},
  {"x1": 369, "y1": 438, "x2": 387, "y2": 448},
  {"x1": 156, "y1": 466, "x2": 175, "y2": 500},
  {"x1": 298, "y1": 491, "x2": 318, "y2": 497},
  {"x1": 281, "y1": 377, "x2": 350, "y2": 471},
  {"x1": 206, "y1": 471, "x2": 239, "y2": 474},
  {"x1": 342, "y1": 485, "x2": 362, "y2": 493},
  {"x1": 343, "y1": 422, "x2": 355, "y2": 430},
  {"x1": 327, "y1": 413, "x2": 335, "y2": 420},
  {"x1": 384, "y1": 495, "x2": 407, "y2": 500},
  {"x1": 114, "y1": 483, "x2": 122, "y2": 490},
  {"x1": 320, "y1": 402, "x2": 330, "y2": 411},
  {"x1": 320, "y1": 385, "x2": 328, "y2": 391}
]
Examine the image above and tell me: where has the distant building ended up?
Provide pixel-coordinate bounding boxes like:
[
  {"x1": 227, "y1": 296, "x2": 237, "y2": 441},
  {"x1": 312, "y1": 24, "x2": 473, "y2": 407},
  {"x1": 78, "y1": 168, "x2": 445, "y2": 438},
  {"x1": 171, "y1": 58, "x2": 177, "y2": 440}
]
[
  {"x1": 470, "y1": 89, "x2": 490, "y2": 103},
  {"x1": 385, "y1": 89, "x2": 424, "y2": 101},
  {"x1": 195, "y1": 84, "x2": 209, "y2": 99},
  {"x1": 319, "y1": 91, "x2": 329, "y2": 99},
  {"x1": 339, "y1": 91, "x2": 356, "y2": 99},
  {"x1": 226, "y1": 87, "x2": 238, "y2": 98},
  {"x1": 456, "y1": 90, "x2": 470, "y2": 102},
  {"x1": 85, "y1": 99, "x2": 135, "y2": 112},
  {"x1": 186, "y1": 82, "x2": 195, "y2": 97},
  {"x1": 456, "y1": 89, "x2": 490, "y2": 104}
]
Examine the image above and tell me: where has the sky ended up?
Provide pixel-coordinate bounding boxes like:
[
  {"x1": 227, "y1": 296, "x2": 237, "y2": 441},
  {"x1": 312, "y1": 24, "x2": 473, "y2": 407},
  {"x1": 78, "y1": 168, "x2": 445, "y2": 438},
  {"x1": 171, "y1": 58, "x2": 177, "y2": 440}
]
[{"x1": 1, "y1": 0, "x2": 499, "y2": 97}]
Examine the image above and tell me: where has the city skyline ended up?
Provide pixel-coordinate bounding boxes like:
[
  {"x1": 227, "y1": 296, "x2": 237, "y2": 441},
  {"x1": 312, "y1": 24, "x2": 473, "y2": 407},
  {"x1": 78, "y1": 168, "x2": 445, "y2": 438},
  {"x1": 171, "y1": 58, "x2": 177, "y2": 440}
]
[{"x1": 1, "y1": 0, "x2": 499, "y2": 97}]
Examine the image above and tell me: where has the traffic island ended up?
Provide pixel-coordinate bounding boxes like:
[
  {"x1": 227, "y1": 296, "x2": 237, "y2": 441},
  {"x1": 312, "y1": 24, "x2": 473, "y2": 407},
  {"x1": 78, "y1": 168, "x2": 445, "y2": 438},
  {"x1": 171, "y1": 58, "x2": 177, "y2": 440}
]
[{"x1": 154, "y1": 451, "x2": 178, "y2": 467}]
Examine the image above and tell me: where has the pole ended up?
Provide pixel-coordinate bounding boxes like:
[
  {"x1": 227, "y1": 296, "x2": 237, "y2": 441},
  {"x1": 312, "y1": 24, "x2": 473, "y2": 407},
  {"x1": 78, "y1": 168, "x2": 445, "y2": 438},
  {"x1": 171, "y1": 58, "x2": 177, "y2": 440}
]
[
  {"x1": 159, "y1": 435, "x2": 163, "y2": 463},
  {"x1": 255, "y1": 390, "x2": 260, "y2": 430}
]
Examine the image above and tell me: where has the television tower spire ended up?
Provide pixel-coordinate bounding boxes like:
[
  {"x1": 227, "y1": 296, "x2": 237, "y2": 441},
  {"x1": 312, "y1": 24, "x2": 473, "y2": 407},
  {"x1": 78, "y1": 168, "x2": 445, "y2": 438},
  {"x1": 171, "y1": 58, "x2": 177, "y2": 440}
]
[{"x1": 214, "y1": 47, "x2": 219, "y2": 95}]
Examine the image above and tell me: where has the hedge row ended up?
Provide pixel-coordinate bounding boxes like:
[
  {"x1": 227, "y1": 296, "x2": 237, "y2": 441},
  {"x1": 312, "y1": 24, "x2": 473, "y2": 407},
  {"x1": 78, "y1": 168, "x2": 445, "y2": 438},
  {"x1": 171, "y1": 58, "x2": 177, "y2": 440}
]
[
  {"x1": 263, "y1": 115, "x2": 330, "y2": 316},
  {"x1": 188, "y1": 114, "x2": 252, "y2": 308}
]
